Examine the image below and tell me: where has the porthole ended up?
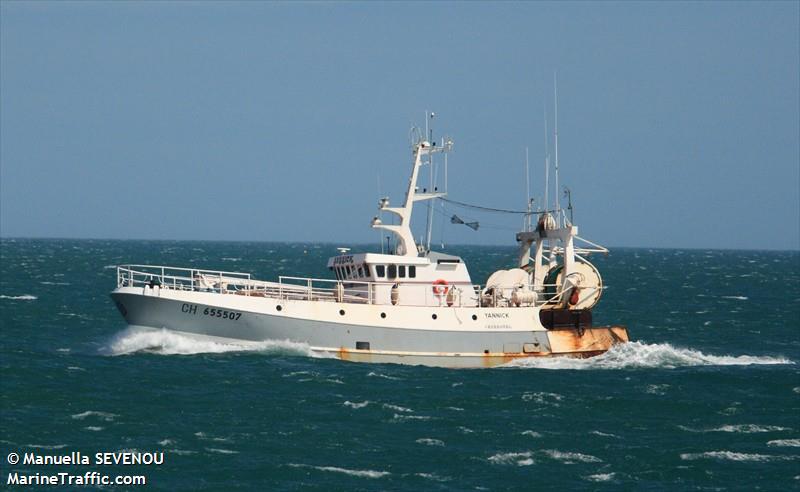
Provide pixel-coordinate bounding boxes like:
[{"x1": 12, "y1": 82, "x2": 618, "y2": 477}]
[
  {"x1": 339, "y1": 309, "x2": 345, "y2": 316},
  {"x1": 432, "y1": 314, "x2": 438, "y2": 320},
  {"x1": 472, "y1": 314, "x2": 478, "y2": 321},
  {"x1": 380, "y1": 312, "x2": 386, "y2": 319},
  {"x1": 484, "y1": 349, "x2": 490, "y2": 354},
  {"x1": 276, "y1": 305, "x2": 282, "y2": 312}
]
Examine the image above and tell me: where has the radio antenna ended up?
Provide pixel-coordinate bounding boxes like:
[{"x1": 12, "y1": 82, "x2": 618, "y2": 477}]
[{"x1": 554, "y1": 71, "x2": 560, "y2": 214}]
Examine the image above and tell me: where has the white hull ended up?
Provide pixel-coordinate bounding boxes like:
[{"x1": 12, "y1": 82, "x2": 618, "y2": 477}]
[{"x1": 111, "y1": 285, "x2": 628, "y2": 368}]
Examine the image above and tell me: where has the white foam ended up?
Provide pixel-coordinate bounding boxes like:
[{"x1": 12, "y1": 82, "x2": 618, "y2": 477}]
[
  {"x1": 680, "y1": 424, "x2": 790, "y2": 434},
  {"x1": 521, "y1": 430, "x2": 542, "y2": 438},
  {"x1": 71, "y1": 411, "x2": 118, "y2": 422},
  {"x1": 0, "y1": 294, "x2": 37, "y2": 300},
  {"x1": 343, "y1": 400, "x2": 370, "y2": 409},
  {"x1": 415, "y1": 438, "x2": 445, "y2": 447},
  {"x1": 26, "y1": 444, "x2": 67, "y2": 450},
  {"x1": 104, "y1": 327, "x2": 316, "y2": 357},
  {"x1": 721, "y1": 295, "x2": 748, "y2": 300},
  {"x1": 415, "y1": 472, "x2": 451, "y2": 482},
  {"x1": 288, "y1": 463, "x2": 389, "y2": 478},
  {"x1": 768, "y1": 439, "x2": 800, "y2": 447},
  {"x1": 383, "y1": 403, "x2": 413, "y2": 413},
  {"x1": 543, "y1": 450, "x2": 602, "y2": 463},
  {"x1": 521, "y1": 392, "x2": 563, "y2": 404},
  {"x1": 158, "y1": 439, "x2": 174, "y2": 446},
  {"x1": 713, "y1": 424, "x2": 790, "y2": 433},
  {"x1": 504, "y1": 341, "x2": 794, "y2": 370},
  {"x1": 589, "y1": 430, "x2": 619, "y2": 438},
  {"x1": 205, "y1": 448, "x2": 238, "y2": 454},
  {"x1": 585, "y1": 473, "x2": 615, "y2": 482},
  {"x1": 680, "y1": 451, "x2": 795, "y2": 462},
  {"x1": 366, "y1": 371, "x2": 403, "y2": 380},
  {"x1": 392, "y1": 414, "x2": 431, "y2": 422},
  {"x1": 85, "y1": 426, "x2": 104, "y2": 432},
  {"x1": 487, "y1": 451, "x2": 534, "y2": 466}
]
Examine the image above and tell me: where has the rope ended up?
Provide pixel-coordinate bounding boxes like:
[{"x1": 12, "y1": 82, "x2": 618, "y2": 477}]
[{"x1": 440, "y1": 197, "x2": 531, "y2": 215}]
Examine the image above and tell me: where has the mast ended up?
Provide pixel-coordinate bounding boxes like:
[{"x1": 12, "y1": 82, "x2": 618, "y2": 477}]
[{"x1": 372, "y1": 119, "x2": 451, "y2": 257}]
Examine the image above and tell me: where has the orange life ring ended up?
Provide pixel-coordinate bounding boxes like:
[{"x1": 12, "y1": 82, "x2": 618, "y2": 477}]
[{"x1": 432, "y1": 279, "x2": 449, "y2": 296}]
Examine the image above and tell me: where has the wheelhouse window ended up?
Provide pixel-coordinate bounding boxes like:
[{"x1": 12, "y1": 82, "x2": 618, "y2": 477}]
[
  {"x1": 409, "y1": 266, "x2": 416, "y2": 278},
  {"x1": 387, "y1": 264, "x2": 397, "y2": 279},
  {"x1": 399, "y1": 265, "x2": 406, "y2": 278},
  {"x1": 376, "y1": 265, "x2": 385, "y2": 278}
]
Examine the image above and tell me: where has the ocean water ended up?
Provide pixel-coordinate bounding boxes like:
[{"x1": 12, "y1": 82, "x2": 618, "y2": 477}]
[{"x1": 1, "y1": 238, "x2": 798, "y2": 491}]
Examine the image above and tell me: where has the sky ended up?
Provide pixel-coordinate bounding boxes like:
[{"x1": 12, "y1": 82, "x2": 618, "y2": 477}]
[{"x1": 1, "y1": 1, "x2": 798, "y2": 250}]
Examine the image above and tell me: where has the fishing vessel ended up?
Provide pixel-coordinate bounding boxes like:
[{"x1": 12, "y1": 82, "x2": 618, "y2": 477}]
[{"x1": 110, "y1": 118, "x2": 628, "y2": 368}]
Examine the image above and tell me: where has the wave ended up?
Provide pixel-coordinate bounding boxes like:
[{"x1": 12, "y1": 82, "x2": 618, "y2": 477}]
[
  {"x1": 680, "y1": 451, "x2": 797, "y2": 462},
  {"x1": 0, "y1": 294, "x2": 37, "y2": 300},
  {"x1": 487, "y1": 451, "x2": 534, "y2": 466},
  {"x1": 287, "y1": 463, "x2": 390, "y2": 479},
  {"x1": 415, "y1": 438, "x2": 445, "y2": 447},
  {"x1": 768, "y1": 439, "x2": 800, "y2": 447},
  {"x1": 103, "y1": 327, "x2": 317, "y2": 357},
  {"x1": 343, "y1": 401, "x2": 370, "y2": 409},
  {"x1": 71, "y1": 411, "x2": 118, "y2": 422},
  {"x1": 504, "y1": 341, "x2": 793, "y2": 370},
  {"x1": 678, "y1": 424, "x2": 790, "y2": 434},
  {"x1": 585, "y1": 473, "x2": 615, "y2": 482},
  {"x1": 542, "y1": 449, "x2": 602, "y2": 463}
]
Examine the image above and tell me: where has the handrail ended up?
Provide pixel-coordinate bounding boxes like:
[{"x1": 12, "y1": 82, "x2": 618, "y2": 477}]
[{"x1": 115, "y1": 264, "x2": 575, "y2": 308}]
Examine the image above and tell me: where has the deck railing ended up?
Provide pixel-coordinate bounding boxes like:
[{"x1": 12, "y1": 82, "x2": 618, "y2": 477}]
[{"x1": 116, "y1": 264, "x2": 595, "y2": 308}]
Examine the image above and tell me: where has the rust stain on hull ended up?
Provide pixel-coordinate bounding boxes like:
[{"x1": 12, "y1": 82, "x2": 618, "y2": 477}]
[{"x1": 547, "y1": 325, "x2": 629, "y2": 355}]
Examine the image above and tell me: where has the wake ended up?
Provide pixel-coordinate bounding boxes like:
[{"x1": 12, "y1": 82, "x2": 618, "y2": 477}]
[
  {"x1": 504, "y1": 341, "x2": 793, "y2": 370},
  {"x1": 103, "y1": 326, "x2": 319, "y2": 357}
]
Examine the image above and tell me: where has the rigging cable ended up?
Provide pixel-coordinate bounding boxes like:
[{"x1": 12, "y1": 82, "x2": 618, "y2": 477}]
[{"x1": 439, "y1": 197, "x2": 531, "y2": 215}]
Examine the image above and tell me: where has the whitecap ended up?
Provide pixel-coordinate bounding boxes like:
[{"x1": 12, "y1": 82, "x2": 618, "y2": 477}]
[
  {"x1": 205, "y1": 448, "x2": 238, "y2": 454},
  {"x1": 415, "y1": 438, "x2": 444, "y2": 447},
  {"x1": 768, "y1": 439, "x2": 800, "y2": 447},
  {"x1": 71, "y1": 411, "x2": 118, "y2": 422},
  {"x1": 67, "y1": 366, "x2": 85, "y2": 372},
  {"x1": 589, "y1": 430, "x2": 619, "y2": 438},
  {"x1": 504, "y1": 341, "x2": 793, "y2": 370},
  {"x1": 26, "y1": 444, "x2": 67, "y2": 450},
  {"x1": 415, "y1": 472, "x2": 451, "y2": 482},
  {"x1": 40, "y1": 281, "x2": 70, "y2": 286},
  {"x1": 521, "y1": 430, "x2": 542, "y2": 438},
  {"x1": 343, "y1": 400, "x2": 370, "y2": 409},
  {"x1": 366, "y1": 371, "x2": 402, "y2": 380},
  {"x1": 680, "y1": 451, "x2": 794, "y2": 462},
  {"x1": 103, "y1": 326, "x2": 316, "y2": 357},
  {"x1": 158, "y1": 439, "x2": 174, "y2": 446},
  {"x1": 392, "y1": 414, "x2": 431, "y2": 422},
  {"x1": 0, "y1": 294, "x2": 37, "y2": 300},
  {"x1": 585, "y1": 473, "x2": 615, "y2": 482},
  {"x1": 458, "y1": 426, "x2": 474, "y2": 434},
  {"x1": 288, "y1": 463, "x2": 389, "y2": 478},
  {"x1": 85, "y1": 426, "x2": 104, "y2": 432},
  {"x1": 543, "y1": 449, "x2": 602, "y2": 463},
  {"x1": 721, "y1": 295, "x2": 748, "y2": 300},
  {"x1": 487, "y1": 451, "x2": 534, "y2": 466},
  {"x1": 521, "y1": 391, "x2": 563, "y2": 404},
  {"x1": 168, "y1": 449, "x2": 196, "y2": 456},
  {"x1": 679, "y1": 424, "x2": 791, "y2": 434},
  {"x1": 383, "y1": 403, "x2": 413, "y2": 413}
]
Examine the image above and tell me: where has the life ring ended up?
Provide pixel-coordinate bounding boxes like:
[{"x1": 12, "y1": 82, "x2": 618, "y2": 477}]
[{"x1": 432, "y1": 279, "x2": 449, "y2": 296}]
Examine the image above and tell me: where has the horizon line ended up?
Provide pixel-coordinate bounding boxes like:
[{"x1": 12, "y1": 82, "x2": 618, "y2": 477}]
[{"x1": 1, "y1": 235, "x2": 798, "y2": 253}]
